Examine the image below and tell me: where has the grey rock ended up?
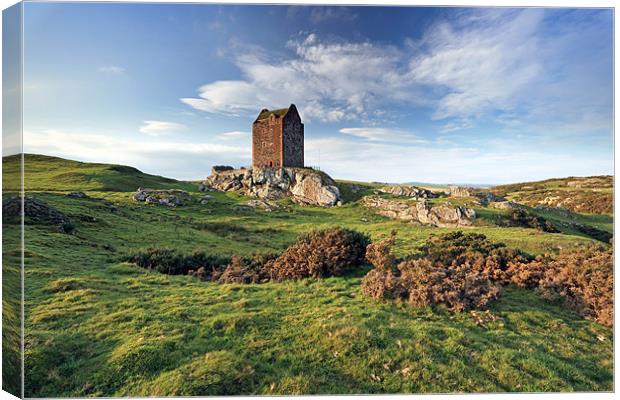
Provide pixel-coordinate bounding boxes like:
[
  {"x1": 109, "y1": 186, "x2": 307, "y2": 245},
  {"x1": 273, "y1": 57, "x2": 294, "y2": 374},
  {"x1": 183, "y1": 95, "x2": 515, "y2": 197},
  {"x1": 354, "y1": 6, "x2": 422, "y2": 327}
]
[
  {"x1": 448, "y1": 186, "x2": 473, "y2": 197},
  {"x1": 67, "y1": 191, "x2": 88, "y2": 199},
  {"x1": 490, "y1": 200, "x2": 523, "y2": 210},
  {"x1": 132, "y1": 188, "x2": 191, "y2": 207},
  {"x1": 380, "y1": 185, "x2": 437, "y2": 199},
  {"x1": 361, "y1": 196, "x2": 475, "y2": 227},
  {"x1": 246, "y1": 199, "x2": 278, "y2": 211},
  {"x1": 203, "y1": 166, "x2": 342, "y2": 207}
]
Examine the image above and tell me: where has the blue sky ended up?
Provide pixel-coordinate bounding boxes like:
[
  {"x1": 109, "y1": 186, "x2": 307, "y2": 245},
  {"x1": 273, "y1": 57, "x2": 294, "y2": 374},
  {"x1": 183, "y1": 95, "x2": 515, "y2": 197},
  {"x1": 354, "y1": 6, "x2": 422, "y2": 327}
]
[{"x1": 16, "y1": 3, "x2": 613, "y2": 184}]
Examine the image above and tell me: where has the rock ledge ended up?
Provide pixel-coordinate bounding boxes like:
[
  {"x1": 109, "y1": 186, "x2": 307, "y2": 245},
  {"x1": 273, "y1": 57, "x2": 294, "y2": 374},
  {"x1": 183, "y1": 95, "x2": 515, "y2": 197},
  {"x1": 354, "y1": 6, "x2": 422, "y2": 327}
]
[{"x1": 204, "y1": 166, "x2": 341, "y2": 207}]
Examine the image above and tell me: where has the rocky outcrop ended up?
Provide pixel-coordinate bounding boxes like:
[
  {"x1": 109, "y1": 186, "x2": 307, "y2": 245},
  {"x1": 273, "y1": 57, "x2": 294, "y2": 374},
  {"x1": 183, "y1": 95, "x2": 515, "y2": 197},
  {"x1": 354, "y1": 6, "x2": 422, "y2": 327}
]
[
  {"x1": 380, "y1": 185, "x2": 437, "y2": 199},
  {"x1": 448, "y1": 187, "x2": 505, "y2": 205},
  {"x1": 246, "y1": 199, "x2": 279, "y2": 211},
  {"x1": 490, "y1": 200, "x2": 523, "y2": 210},
  {"x1": 3, "y1": 196, "x2": 75, "y2": 233},
  {"x1": 67, "y1": 191, "x2": 88, "y2": 199},
  {"x1": 448, "y1": 186, "x2": 473, "y2": 197},
  {"x1": 476, "y1": 192, "x2": 505, "y2": 205},
  {"x1": 199, "y1": 195, "x2": 212, "y2": 205},
  {"x1": 361, "y1": 196, "x2": 475, "y2": 227},
  {"x1": 132, "y1": 188, "x2": 191, "y2": 207},
  {"x1": 204, "y1": 166, "x2": 341, "y2": 207}
]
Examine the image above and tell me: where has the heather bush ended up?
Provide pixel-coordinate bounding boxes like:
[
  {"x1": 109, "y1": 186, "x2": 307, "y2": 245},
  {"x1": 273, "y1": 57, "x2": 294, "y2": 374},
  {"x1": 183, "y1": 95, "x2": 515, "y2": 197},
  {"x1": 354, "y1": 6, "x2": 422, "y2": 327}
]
[
  {"x1": 360, "y1": 268, "x2": 403, "y2": 300},
  {"x1": 538, "y1": 246, "x2": 613, "y2": 326},
  {"x1": 126, "y1": 248, "x2": 229, "y2": 277},
  {"x1": 361, "y1": 232, "x2": 501, "y2": 312},
  {"x1": 506, "y1": 256, "x2": 550, "y2": 289},
  {"x1": 501, "y1": 209, "x2": 558, "y2": 233},
  {"x1": 420, "y1": 232, "x2": 531, "y2": 284},
  {"x1": 365, "y1": 230, "x2": 397, "y2": 271},
  {"x1": 398, "y1": 259, "x2": 501, "y2": 312},
  {"x1": 217, "y1": 253, "x2": 277, "y2": 284},
  {"x1": 266, "y1": 227, "x2": 370, "y2": 281}
]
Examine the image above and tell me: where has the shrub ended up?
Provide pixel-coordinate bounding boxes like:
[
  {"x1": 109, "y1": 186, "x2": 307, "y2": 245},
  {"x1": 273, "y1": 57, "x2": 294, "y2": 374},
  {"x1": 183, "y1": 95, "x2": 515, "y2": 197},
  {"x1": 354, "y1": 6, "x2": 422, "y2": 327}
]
[
  {"x1": 506, "y1": 256, "x2": 550, "y2": 289},
  {"x1": 398, "y1": 259, "x2": 501, "y2": 312},
  {"x1": 501, "y1": 209, "x2": 558, "y2": 233},
  {"x1": 217, "y1": 253, "x2": 277, "y2": 284},
  {"x1": 266, "y1": 227, "x2": 370, "y2": 281},
  {"x1": 365, "y1": 231, "x2": 397, "y2": 271},
  {"x1": 361, "y1": 232, "x2": 501, "y2": 312},
  {"x1": 360, "y1": 268, "x2": 403, "y2": 300},
  {"x1": 538, "y1": 246, "x2": 613, "y2": 326},
  {"x1": 126, "y1": 248, "x2": 229, "y2": 277},
  {"x1": 420, "y1": 232, "x2": 531, "y2": 284}
]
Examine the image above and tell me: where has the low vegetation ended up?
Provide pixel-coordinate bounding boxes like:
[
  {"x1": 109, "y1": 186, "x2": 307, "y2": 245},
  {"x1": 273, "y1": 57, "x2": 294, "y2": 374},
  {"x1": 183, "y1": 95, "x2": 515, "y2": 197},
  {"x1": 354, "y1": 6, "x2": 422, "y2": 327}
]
[
  {"x1": 362, "y1": 232, "x2": 613, "y2": 327},
  {"x1": 538, "y1": 246, "x2": 613, "y2": 327},
  {"x1": 128, "y1": 227, "x2": 370, "y2": 284},
  {"x1": 500, "y1": 208, "x2": 558, "y2": 233},
  {"x1": 490, "y1": 176, "x2": 613, "y2": 214},
  {"x1": 265, "y1": 228, "x2": 370, "y2": 281},
  {"x1": 3, "y1": 154, "x2": 613, "y2": 396}
]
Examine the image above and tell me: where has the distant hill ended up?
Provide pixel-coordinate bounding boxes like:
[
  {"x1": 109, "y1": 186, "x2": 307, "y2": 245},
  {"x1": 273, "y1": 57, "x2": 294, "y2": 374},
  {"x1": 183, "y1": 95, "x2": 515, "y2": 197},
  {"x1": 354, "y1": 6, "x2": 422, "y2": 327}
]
[
  {"x1": 404, "y1": 182, "x2": 492, "y2": 190},
  {"x1": 3, "y1": 154, "x2": 613, "y2": 214},
  {"x1": 2, "y1": 154, "x2": 193, "y2": 192},
  {"x1": 489, "y1": 176, "x2": 613, "y2": 214}
]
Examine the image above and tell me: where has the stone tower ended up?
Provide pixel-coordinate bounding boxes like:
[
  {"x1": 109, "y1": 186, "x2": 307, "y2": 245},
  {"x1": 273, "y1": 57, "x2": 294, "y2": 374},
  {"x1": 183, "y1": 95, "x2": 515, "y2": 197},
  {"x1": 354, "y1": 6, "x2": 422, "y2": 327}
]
[{"x1": 252, "y1": 104, "x2": 304, "y2": 168}]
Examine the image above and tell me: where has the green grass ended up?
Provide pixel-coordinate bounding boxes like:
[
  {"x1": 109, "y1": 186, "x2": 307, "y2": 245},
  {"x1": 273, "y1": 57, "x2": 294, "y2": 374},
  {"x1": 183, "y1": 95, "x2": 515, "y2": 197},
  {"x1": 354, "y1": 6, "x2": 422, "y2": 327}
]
[
  {"x1": 2, "y1": 156, "x2": 22, "y2": 397},
  {"x1": 3, "y1": 154, "x2": 613, "y2": 396},
  {"x1": 4, "y1": 154, "x2": 193, "y2": 192}
]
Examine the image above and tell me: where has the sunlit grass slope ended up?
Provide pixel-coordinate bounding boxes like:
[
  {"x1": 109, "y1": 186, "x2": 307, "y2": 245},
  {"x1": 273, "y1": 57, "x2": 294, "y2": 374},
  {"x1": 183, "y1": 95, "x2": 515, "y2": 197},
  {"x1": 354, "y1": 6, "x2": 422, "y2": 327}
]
[{"x1": 7, "y1": 154, "x2": 612, "y2": 396}]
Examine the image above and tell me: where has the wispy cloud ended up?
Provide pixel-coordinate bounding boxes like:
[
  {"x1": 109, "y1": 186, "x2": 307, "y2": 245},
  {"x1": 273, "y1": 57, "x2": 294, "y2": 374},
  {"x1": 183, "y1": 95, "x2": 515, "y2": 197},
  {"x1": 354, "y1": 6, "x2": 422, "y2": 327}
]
[
  {"x1": 409, "y1": 9, "x2": 544, "y2": 120},
  {"x1": 181, "y1": 34, "x2": 410, "y2": 122},
  {"x1": 339, "y1": 127, "x2": 427, "y2": 144},
  {"x1": 139, "y1": 120, "x2": 187, "y2": 136},
  {"x1": 98, "y1": 65, "x2": 125, "y2": 74},
  {"x1": 181, "y1": 8, "x2": 611, "y2": 140},
  {"x1": 219, "y1": 130, "x2": 248, "y2": 139}
]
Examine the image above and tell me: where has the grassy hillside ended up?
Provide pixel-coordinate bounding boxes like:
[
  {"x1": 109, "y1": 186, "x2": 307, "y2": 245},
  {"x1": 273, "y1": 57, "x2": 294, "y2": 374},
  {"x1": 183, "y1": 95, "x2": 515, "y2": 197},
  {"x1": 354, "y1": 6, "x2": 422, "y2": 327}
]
[
  {"x1": 490, "y1": 176, "x2": 613, "y2": 214},
  {"x1": 3, "y1": 154, "x2": 193, "y2": 192},
  {"x1": 4, "y1": 154, "x2": 613, "y2": 396}
]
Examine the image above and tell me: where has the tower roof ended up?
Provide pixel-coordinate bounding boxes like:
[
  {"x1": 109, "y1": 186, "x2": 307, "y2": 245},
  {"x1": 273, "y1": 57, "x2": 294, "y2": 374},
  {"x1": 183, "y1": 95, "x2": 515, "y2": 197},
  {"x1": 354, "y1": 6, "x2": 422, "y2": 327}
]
[{"x1": 254, "y1": 104, "x2": 298, "y2": 122}]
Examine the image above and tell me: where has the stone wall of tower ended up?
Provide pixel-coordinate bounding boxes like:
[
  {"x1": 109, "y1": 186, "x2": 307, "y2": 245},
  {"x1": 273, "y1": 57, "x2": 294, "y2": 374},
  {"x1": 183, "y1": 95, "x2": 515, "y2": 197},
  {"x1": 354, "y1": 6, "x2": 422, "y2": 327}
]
[
  {"x1": 252, "y1": 116, "x2": 283, "y2": 168},
  {"x1": 282, "y1": 111, "x2": 304, "y2": 168}
]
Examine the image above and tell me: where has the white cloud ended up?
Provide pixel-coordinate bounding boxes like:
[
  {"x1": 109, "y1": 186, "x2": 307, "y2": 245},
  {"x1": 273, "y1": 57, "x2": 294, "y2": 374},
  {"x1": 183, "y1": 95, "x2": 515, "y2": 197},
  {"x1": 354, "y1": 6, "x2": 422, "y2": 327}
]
[
  {"x1": 139, "y1": 120, "x2": 187, "y2": 136},
  {"x1": 24, "y1": 129, "x2": 250, "y2": 180},
  {"x1": 98, "y1": 65, "x2": 125, "y2": 74},
  {"x1": 219, "y1": 131, "x2": 248, "y2": 139},
  {"x1": 409, "y1": 9, "x2": 544, "y2": 120},
  {"x1": 339, "y1": 127, "x2": 427, "y2": 144},
  {"x1": 181, "y1": 35, "x2": 410, "y2": 122}
]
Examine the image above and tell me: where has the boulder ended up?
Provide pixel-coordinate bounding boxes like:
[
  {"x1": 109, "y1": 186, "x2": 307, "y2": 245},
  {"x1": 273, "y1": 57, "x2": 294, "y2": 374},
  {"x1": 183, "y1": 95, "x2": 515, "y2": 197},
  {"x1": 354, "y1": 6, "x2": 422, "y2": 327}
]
[
  {"x1": 3, "y1": 196, "x2": 75, "y2": 233},
  {"x1": 132, "y1": 188, "x2": 191, "y2": 207},
  {"x1": 289, "y1": 169, "x2": 340, "y2": 207},
  {"x1": 204, "y1": 166, "x2": 341, "y2": 207},
  {"x1": 475, "y1": 192, "x2": 505, "y2": 205},
  {"x1": 67, "y1": 191, "x2": 88, "y2": 199},
  {"x1": 380, "y1": 185, "x2": 437, "y2": 199},
  {"x1": 246, "y1": 199, "x2": 279, "y2": 211},
  {"x1": 448, "y1": 186, "x2": 473, "y2": 197},
  {"x1": 211, "y1": 165, "x2": 234, "y2": 174},
  {"x1": 361, "y1": 196, "x2": 475, "y2": 227},
  {"x1": 490, "y1": 200, "x2": 523, "y2": 210}
]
